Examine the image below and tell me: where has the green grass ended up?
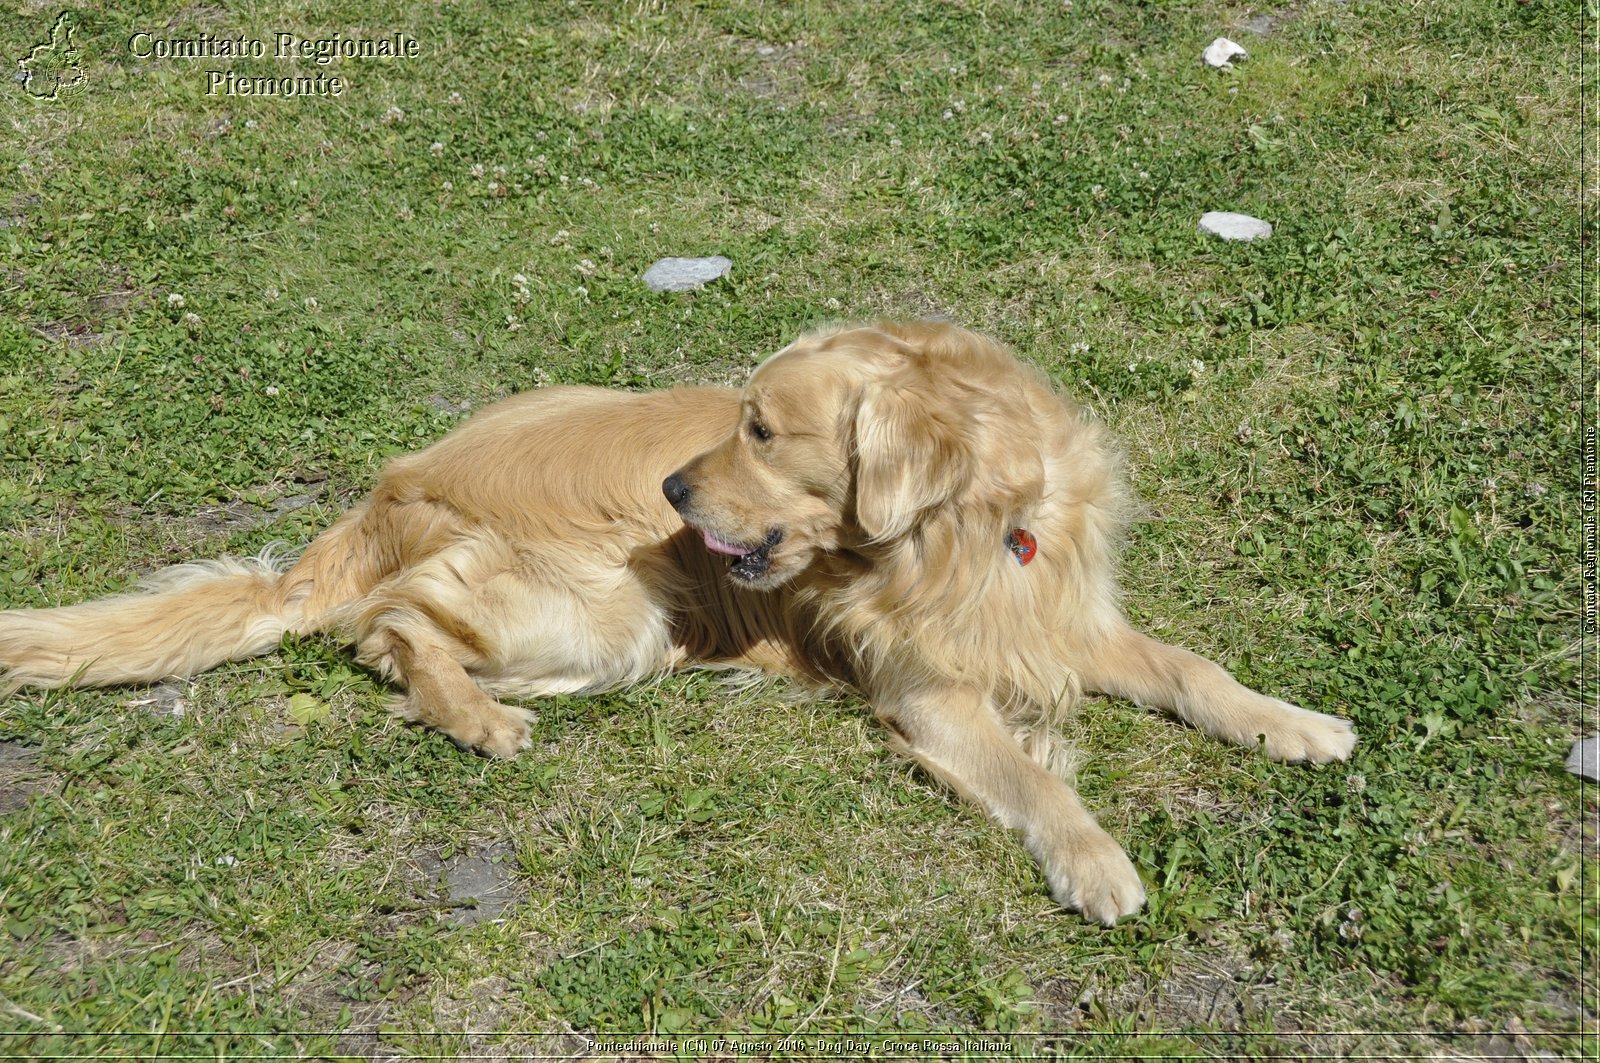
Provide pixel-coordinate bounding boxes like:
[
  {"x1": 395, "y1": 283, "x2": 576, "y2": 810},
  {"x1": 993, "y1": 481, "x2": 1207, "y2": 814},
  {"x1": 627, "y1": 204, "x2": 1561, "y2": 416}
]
[{"x1": 0, "y1": 0, "x2": 1591, "y2": 1058}]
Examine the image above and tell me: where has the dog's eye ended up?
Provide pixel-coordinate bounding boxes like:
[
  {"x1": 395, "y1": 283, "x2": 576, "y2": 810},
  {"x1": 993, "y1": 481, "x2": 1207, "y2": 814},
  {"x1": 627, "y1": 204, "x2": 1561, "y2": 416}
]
[{"x1": 748, "y1": 420, "x2": 772, "y2": 442}]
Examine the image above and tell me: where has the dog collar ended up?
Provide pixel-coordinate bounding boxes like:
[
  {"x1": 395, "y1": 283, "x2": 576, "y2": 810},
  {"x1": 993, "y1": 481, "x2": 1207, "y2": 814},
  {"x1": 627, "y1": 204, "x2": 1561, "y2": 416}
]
[{"x1": 1007, "y1": 528, "x2": 1037, "y2": 566}]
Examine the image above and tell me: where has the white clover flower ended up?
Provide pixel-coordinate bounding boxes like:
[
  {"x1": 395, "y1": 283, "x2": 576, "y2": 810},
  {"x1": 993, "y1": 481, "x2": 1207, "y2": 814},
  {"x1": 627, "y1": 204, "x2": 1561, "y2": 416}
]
[
  {"x1": 304, "y1": 296, "x2": 320, "y2": 311},
  {"x1": 264, "y1": 287, "x2": 279, "y2": 302},
  {"x1": 182, "y1": 312, "x2": 201, "y2": 328},
  {"x1": 448, "y1": 91, "x2": 464, "y2": 105},
  {"x1": 577, "y1": 259, "x2": 597, "y2": 276},
  {"x1": 1338, "y1": 908, "x2": 1364, "y2": 941},
  {"x1": 942, "y1": 109, "x2": 954, "y2": 120},
  {"x1": 265, "y1": 385, "x2": 280, "y2": 397},
  {"x1": 429, "y1": 141, "x2": 445, "y2": 155},
  {"x1": 167, "y1": 293, "x2": 185, "y2": 308},
  {"x1": 506, "y1": 314, "x2": 523, "y2": 331},
  {"x1": 573, "y1": 285, "x2": 588, "y2": 298},
  {"x1": 1070, "y1": 341, "x2": 1090, "y2": 354},
  {"x1": 1190, "y1": 358, "x2": 1206, "y2": 376},
  {"x1": 470, "y1": 163, "x2": 485, "y2": 178},
  {"x1": 382, "y1": 105, "x2": 405, "y2": 124},
  {"x1": 441, "y1": 180, "x2": 454, "y2": 191}
]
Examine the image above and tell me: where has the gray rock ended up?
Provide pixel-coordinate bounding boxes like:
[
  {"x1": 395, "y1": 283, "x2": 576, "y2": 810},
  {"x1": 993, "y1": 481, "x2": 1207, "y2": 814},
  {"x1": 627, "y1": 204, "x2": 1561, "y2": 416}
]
[
  {"x1": 1199, "y1": 211, "x2": 1273, "y2": 242},
  {"x1": 643, "y1": 255, "x2": 732, "y2": 292},
  {"x1": 1566, "y1": 736, "x2": 1600, "y2": 781}
]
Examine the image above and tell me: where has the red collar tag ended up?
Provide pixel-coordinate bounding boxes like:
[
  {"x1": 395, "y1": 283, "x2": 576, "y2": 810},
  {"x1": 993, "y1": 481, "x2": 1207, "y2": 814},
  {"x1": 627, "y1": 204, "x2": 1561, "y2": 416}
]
[{"x1": 1007, "y1": 528, "x2": 1037, "y2": 566}]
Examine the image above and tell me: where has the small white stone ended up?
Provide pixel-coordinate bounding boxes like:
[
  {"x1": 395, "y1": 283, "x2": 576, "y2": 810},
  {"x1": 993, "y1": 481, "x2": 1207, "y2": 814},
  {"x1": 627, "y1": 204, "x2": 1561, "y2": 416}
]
[
  {"x1": 1203, "y1": 37, "x2": 1249, "y2": 69},
  {"x1": 1199, "y1": 211, "x2": 1273, "y2": 241},
  {"x1": 1566, "y1": 736, "x2": 1600, "y2": 781},
  {"x1": 642, "y1": 256, "x2": 732, "y2": 292}
]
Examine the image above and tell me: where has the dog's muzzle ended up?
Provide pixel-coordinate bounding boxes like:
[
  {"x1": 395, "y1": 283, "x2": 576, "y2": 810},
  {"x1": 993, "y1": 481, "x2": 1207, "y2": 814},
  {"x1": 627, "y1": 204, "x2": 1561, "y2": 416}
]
[{"x1": 662, "y1": 474, "x2": 783, "y2": 583}]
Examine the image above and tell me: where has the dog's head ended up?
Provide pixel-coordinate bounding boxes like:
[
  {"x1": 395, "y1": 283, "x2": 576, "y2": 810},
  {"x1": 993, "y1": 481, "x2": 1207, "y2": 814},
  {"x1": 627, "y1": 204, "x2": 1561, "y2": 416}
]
[{"x1": 663, "y1": 321, "x2": 1047, "y2": 590}]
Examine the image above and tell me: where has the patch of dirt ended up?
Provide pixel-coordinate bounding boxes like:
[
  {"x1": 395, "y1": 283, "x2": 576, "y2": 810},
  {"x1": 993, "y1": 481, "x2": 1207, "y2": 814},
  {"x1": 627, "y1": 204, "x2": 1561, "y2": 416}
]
[
  {"x1": 275, "y1": 940, "x2": 403, "y2": 1060},
  {"x1": 122, "y1": 681, "x2": 190, "y2": 718},
  {"x1": 426, "y1": 393, "x2": 473, "y2": 416},
  {"x1": 30, "y1": 266, "x2": 148, "y2": 351},
  {"x1": 1042, "y1": 947, "x2": 1286, "y2": 1032},
  {"x1": 425, "y1": 976, "x2": 584, "y2": 1060},
  {"x1": 110, "y1": 481, "x2": 334, "y2": 563},
  {"x1": 0, "y1": 741, "x2": 53, "y2": 814},
  {"x1": 32, "y1": 321, "x2": 108, "y2": 350},
  {"x1": 184, "y1": 493, "x2": 318, "y2": 539},
  {"x1": 735, "y1": 37, "x2": 808, "y2": 103},
  {"x1": 411, "y1": 842, "x2": 525, "y2": 927},
  {"x1": 868, "y1": 288, "x2": 957, "y2": 321},
  {"x1": 1239, "y1": 6, "x2": 1303, "y2": 36}
]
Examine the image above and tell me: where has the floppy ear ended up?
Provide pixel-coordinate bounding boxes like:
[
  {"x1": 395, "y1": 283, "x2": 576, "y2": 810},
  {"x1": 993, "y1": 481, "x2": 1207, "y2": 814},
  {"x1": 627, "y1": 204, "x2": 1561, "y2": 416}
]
[{"x1": 851, "y1": 367, "x2": 976, "y2": 541}]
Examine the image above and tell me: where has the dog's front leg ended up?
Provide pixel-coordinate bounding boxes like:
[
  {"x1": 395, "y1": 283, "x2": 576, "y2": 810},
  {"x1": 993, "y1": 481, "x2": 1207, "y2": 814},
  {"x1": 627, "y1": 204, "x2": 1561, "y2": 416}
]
[{"x1": 875, "y1": 684, "x2": 1145, "y2": 925}]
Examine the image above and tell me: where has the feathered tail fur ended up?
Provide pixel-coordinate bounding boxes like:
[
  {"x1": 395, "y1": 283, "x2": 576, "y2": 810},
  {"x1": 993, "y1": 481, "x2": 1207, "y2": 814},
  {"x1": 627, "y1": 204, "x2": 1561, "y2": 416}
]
[{"x1": 0, "y1": 508, "x2": 380, "y2": 695}]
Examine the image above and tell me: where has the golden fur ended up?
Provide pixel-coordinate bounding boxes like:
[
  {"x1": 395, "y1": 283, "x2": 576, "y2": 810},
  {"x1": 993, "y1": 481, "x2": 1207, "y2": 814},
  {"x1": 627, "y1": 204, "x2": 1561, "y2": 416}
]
[{"x1": 0, "y1": 321, "x2": 1355, "y2": 923}]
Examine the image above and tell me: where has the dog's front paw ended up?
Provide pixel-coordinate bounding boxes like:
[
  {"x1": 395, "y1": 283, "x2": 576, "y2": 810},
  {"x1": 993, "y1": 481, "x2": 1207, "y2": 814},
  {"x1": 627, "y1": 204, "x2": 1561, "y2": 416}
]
[
  {"x1": 464, "y1": 702, "x2": 533, "y2": 759},
  {"x1": 1042, "y1": 831, "x2": 1146, "y2": 926},
  {"x1": 1257, "y1": 700, "x2": 1357, "y2": 764}
]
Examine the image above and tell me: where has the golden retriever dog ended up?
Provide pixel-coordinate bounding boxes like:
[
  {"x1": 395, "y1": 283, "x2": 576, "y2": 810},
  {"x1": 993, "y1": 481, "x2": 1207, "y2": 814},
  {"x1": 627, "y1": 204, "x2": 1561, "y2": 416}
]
[{"x1": 0, "y1": 320, "x2": 1355, "y2": 924}]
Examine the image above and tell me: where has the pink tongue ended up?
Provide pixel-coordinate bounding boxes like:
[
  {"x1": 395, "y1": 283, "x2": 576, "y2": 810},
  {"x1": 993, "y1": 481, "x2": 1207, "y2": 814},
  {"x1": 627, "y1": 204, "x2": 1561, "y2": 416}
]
[{"x1": 700, "y1": 529, "x2": 749, "y2": 557}]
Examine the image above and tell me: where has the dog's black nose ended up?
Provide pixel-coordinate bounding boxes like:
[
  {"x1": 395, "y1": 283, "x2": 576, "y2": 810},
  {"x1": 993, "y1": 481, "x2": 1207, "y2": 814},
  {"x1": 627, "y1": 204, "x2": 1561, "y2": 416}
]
[{"x1": 662, "y1": 473, "x2": 691, "y2": 510}]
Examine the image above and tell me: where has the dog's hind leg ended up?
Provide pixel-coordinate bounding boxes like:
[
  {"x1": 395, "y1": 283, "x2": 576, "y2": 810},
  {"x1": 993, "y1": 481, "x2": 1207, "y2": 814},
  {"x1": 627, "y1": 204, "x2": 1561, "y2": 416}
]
[
  {"x1": 345, "y1": 538, "x2": 535, "y2": 758},
  {"x1": 1077, "y1": 622, "x2": 1356, "y2": 764},
  {"x1": 877, "y1": 684, "x2": 1146, "y2": 925},
  {"x1": 372, "y1": 625, "x2": 533, "y2": 759},
  {"x1": 344, "y1": 533, "x2": 677, "y2": 757}
]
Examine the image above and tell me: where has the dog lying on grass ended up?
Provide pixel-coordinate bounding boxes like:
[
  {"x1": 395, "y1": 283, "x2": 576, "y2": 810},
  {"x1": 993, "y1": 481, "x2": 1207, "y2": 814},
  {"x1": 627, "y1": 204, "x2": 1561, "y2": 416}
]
[{"x1": 0, "y1": 320, "x2": 1355, "y2": 923}]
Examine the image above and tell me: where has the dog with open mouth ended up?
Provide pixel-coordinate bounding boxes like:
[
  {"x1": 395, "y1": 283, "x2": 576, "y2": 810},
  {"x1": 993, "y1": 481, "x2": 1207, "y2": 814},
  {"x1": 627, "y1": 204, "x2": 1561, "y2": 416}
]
[{"x1": 0, "y1": 320, "x2": 1355, "y2": 923}]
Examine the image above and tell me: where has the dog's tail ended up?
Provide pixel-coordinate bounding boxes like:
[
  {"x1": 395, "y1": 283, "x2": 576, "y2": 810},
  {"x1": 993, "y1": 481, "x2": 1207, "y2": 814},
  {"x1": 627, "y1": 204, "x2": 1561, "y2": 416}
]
[{"x1": 0, "y1": 507, "x2": 384, "y2": 695}]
